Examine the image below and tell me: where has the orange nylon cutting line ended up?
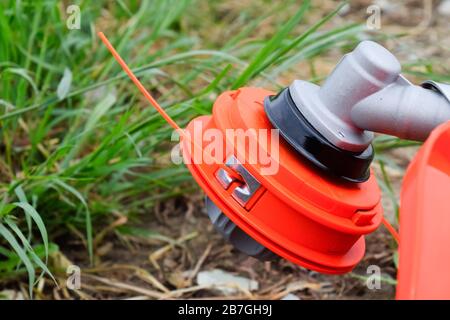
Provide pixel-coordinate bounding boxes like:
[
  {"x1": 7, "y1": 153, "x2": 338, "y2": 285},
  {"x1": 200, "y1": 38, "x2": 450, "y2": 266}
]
[
  {"x1": 97, "y1": 32, "x2": 241, "y2": 181},
  {"x1": 382, "y1": 216, "x2": 400, "y2": 244},
  {"x1": 98, "y1": 32, "x2": 182, "y2": 132}
]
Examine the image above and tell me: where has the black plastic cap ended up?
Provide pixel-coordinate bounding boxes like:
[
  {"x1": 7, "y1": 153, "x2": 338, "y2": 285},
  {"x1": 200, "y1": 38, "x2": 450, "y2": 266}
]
[{"x1": 264, "y1": 88, "x2": 374, "y2": 183}]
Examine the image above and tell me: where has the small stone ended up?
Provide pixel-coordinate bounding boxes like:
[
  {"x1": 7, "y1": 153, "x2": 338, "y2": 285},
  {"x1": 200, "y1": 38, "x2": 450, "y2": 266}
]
[
  {"x1": 438, "y1": 0, "x2": 450, "y2": 16},
  {"x1": 197, "y1": 269, "x2": 259, "y2": 295},
  {"x1": 0, "y1": 290, "x2": 24, "y2": 300},
  {"x1": 281, "y1": 293, "x2": 300, "y2": 300},
  {"x1": 338, "y1": 3, "x2": 351, "y2": 16},
  {"x1": 374, "y1": 0, "x2": 400, "y2": 13}
]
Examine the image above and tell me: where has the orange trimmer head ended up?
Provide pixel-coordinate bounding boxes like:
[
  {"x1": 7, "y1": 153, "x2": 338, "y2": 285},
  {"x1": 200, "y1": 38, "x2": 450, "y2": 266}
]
[{"x1": 182, "y1": 87, "x2": 383, "y2": 274}]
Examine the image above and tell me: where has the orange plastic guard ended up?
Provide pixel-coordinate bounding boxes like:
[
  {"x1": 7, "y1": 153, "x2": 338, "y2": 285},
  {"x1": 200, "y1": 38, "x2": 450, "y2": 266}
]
[{"x1": 397, "y1": 121, "x2": 450, "y2": 299}]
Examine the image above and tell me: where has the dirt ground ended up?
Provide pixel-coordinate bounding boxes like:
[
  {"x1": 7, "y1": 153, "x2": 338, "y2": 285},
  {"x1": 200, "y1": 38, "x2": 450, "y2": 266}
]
[{"x1": 35, "y1": 194, "x2": 397, "y2": 300}]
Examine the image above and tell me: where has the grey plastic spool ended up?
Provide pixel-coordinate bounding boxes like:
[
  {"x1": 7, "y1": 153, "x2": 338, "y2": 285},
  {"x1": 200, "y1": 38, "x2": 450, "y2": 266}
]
[{"x1": 205, "y1": 197, "x2": 277, "y2": 261}]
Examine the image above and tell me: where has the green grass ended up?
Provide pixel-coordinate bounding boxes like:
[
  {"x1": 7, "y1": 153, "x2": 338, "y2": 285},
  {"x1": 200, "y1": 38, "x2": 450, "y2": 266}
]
[{"x1": 0, "y1": 0, "x2": 375, "y2": 295}]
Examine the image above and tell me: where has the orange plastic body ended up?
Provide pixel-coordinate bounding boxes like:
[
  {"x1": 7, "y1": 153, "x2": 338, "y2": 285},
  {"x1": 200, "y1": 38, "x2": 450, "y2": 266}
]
[
  {"x1": 182, "y1": 88, "x2": 383, "y2": 274},
  {"x1": 396, "y1": 121, "x2": 450, "y2": 299}
]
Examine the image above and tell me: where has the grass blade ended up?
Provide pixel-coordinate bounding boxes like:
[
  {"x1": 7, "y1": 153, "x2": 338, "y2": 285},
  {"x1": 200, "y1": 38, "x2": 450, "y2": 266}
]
[
  {"x1": 232, "y1": 0, "x2": 311, "y2": 88},
  {"x1": 5, "y1": 218, "x2": 56, "y2": 285},
  {"x1": 0, "y1": 223, "x2": 35, "y2": 298},
  {"x1": 13, "y1": 202, "x2": 49, "y2": 264},
  {"x1": 52, "y1": 178, "x2": 93, "y2": 264}
]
